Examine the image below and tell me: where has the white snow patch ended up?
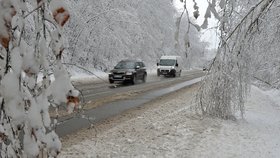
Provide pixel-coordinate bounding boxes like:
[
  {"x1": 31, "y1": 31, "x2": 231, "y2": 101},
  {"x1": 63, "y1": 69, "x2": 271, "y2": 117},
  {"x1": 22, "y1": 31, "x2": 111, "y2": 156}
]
[
  {"x1": 59, "y1": 85, "x2": 280, "y2": 157},
  {"x1": 190, "y1": 86, "x2": 280, "y2": 158},
  {"x1": 45, "y1": 131, "x2": 62, "y2": 157},
  {"x1": 23, "y1": 133, "x2": 39, "y2": 157}
]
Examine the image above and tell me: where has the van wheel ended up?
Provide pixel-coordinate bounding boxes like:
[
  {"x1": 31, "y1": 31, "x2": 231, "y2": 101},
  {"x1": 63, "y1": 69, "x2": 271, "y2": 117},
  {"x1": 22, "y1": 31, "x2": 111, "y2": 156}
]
[
  {"x1": 173, "y1": 70, "x2": 176, "y2": 78},
  {"x1": 157, "y1": 70, "x2": 160, "y2": 76}
]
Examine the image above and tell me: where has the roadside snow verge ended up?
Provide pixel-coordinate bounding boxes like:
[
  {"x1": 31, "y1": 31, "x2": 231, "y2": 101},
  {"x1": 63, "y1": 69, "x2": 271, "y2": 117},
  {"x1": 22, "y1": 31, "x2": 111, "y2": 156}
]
[
  {"x1": 190, "y1": 86, "x2": 280, "y2": 158},
  {"x1": 59, "y1": 85, "x2": 280, "y2": 158}
]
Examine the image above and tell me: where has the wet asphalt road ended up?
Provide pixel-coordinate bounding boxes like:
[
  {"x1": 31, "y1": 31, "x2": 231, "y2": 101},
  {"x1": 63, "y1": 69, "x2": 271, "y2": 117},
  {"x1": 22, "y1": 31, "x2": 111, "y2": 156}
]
[
  {"x1": 56, "y1": 70, "x2": 205, "y2": 137},
  {"x1": 74, "y1": 70, "x2": 205, "y2": 103}
]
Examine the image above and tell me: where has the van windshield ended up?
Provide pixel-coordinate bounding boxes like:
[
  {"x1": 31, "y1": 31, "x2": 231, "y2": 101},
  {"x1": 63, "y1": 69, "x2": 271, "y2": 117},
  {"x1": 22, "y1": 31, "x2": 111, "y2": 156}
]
[
  {"x1": 115, "y1": 61, "x2": 135, "y2": 69},
  {"x1": 159, "y1": 59, "x2": 176, "y2": 66}
]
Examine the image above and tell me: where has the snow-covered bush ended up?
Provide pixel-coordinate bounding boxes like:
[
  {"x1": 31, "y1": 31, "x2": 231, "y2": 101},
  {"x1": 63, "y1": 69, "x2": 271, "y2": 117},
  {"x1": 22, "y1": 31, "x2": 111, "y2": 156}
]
[{"x1": 0, "y1": 0, "x2": 78, "y2": 157}]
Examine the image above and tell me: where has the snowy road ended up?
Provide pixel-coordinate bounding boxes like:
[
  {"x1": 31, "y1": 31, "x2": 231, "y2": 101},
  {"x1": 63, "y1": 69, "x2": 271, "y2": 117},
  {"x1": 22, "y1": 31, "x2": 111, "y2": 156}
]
[
  {"x1": 55, "y1": 70, "x2": 203, "y2": 137},
  {"x1": 59, "y1": 85, "x2": 280, "y2": 158},
  {"x1": 74, "y1": 70, "x2": 204, "y2": 102},
  {"x1": 51, "y1": 70, "x2": 204, "y2": 119}
]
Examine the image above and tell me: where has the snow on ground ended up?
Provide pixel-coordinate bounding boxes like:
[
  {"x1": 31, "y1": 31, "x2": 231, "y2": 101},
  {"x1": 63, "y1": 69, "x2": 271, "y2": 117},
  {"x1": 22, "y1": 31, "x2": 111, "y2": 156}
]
[{"x1": 59, "y1": 85, "x2": 280, "y2": 158}]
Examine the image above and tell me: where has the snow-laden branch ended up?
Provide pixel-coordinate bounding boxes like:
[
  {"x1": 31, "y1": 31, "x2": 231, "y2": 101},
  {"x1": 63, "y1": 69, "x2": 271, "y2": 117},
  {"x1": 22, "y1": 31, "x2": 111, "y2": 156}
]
[{"x1": 0, "y1": 0, "x2": 79, "y2": 157}]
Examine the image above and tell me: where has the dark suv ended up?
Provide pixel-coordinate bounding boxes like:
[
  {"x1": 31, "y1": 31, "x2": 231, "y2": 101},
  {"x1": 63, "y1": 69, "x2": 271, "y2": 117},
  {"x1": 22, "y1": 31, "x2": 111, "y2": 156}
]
[{"x1": 108, "y1": 60, "x2": 147, "y2": 84}]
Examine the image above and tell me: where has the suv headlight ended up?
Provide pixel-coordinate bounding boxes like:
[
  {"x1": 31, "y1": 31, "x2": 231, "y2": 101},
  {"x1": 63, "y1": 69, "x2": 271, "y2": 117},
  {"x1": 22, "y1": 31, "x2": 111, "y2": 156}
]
[{"x1": 126, "y1": 72, "x2": 133, "y2": 75}]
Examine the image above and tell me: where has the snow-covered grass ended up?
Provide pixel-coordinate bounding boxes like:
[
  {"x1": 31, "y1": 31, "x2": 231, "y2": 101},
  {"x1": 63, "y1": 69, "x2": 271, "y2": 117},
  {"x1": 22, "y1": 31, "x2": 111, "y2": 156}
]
[
  {"x1": 59, "y1": 85, "x2": 280, "y2": 158},
  {"x1": 69, "y1": 68, "x2": 158, "y2": 84},
  {"x1": 69, "y1": 70, "x2": 108, "y2": 84}
]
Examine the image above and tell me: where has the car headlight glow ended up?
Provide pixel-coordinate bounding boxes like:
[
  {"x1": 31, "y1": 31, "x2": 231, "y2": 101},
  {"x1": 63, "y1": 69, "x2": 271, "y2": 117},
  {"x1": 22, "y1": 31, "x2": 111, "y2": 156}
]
[{"x1": 126, "y1": 72, "x2": 133, "y2": 75}]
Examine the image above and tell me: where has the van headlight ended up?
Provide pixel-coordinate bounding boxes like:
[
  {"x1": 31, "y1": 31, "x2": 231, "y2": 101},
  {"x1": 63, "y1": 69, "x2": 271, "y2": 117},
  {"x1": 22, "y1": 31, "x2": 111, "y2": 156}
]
[{"x1": 126, "y1": 72, "x2": 133, "y2": 75}]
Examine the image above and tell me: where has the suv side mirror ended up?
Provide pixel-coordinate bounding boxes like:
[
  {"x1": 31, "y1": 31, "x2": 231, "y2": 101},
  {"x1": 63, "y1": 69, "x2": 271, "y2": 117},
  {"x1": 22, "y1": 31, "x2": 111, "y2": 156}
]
[
  {"x1": 175, "y1": 63, "x2": 178, "y2": 67},
  {"x1": 157, "y1": 63, "x2": 159, "y2": 66}
]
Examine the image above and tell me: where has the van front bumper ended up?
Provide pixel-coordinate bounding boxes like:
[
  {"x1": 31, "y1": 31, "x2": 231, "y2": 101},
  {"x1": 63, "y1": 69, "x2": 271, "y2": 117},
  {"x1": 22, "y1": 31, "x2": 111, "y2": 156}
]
[{"x1": 158, "y1": 69, "x2": 176, "y2": 76}]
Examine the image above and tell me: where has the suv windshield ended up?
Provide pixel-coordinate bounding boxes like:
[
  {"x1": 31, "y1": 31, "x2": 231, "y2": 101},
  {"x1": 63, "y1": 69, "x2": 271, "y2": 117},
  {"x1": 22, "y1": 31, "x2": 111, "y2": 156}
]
[
  {"x1": 159, "y1": 59, "x2": 176, "y2": 66},
  {"x1": 115, "y1": 61, "x2": 136, "y2": 69}
]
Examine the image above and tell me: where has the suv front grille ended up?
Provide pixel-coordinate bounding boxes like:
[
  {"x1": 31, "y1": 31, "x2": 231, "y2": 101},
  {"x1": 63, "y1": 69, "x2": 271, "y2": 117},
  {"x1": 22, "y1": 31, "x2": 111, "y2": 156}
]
[{"x1": 113, "y1": 72, "x2": 125, "y2": 75}]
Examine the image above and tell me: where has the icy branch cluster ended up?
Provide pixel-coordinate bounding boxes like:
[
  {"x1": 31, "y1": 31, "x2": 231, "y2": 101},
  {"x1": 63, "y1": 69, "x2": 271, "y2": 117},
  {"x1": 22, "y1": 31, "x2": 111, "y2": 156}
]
[
  {"x1": 174, "y1": 0, "x2": 210, "y2": 69},
  {"x1": 0, "y1": 0, "x2": 78, "y2": 157},
  {"x1": 249, "y1": 0, "x2": 280, "y2": 89},
  {"x1": 196, "y1": 0, "x2": 276, "y2": 119}
]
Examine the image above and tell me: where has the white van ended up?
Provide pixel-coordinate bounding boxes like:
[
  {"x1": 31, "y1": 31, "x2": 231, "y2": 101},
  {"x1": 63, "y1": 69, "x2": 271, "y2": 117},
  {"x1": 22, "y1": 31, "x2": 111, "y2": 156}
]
[{"x1": 157, "y1": 56, "x2": 182, "y2": 77}]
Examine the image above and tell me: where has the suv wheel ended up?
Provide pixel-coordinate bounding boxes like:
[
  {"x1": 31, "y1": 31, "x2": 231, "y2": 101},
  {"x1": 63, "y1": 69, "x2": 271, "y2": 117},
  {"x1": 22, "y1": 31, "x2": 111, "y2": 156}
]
[
  {"x1": 142, "y1": 73, "x2": 147, "y2": 83},
  {"x1": 131, "y1": 74, "x2": 137, "y2": 84},
  {"x1": 109, "y1": 80, "x2": 114, "y2": 84}
]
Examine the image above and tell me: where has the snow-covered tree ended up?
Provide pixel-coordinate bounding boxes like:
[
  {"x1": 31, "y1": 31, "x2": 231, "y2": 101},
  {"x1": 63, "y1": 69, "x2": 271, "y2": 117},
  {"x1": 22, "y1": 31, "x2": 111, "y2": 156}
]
[
  {"x1": 195, "y1": 0, "x2": 277, "y2": 119},
  {"x1": 61, "y1": 0, "x2": 206, "y2": 72},
  {"x1": 0, "y1": 0, "x2": 78, "y2": 157},
  {"x1": 62, "y1": 0, "x2": 175, "y2": 71}
]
